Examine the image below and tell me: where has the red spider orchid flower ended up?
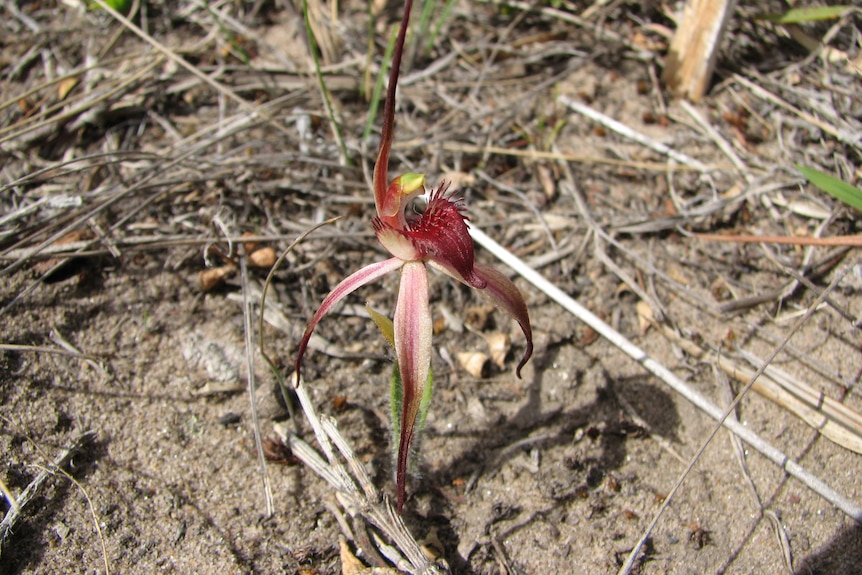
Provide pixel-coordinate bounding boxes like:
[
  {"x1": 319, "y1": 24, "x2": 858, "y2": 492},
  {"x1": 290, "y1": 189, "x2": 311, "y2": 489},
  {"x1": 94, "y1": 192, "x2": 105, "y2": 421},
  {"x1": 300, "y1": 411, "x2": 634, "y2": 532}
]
[{"x1": 295, "y1": 0, "x2": 532, "y2": 513}]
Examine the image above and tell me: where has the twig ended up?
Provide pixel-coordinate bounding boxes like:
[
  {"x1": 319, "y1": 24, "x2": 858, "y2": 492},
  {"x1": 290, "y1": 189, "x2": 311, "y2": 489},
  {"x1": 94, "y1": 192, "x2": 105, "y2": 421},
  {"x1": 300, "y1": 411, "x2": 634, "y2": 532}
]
[
  {"x1": 475, "y1": 169, "x2": 558, "y2": 251},
  {"x1": 736, "y1": 346, "x2": 862, "y2": 450},
  {"x1": 484, "y1": 0, "x2": 653, "y2": 58},
  {"x1": 734, "y1": 73, "x2": 860, "y2": 148},
  {"x1": 239, "y1": 244, "x2": 274, "y2": 517},
  {"x1": 557, "y1": 95, "x2": 710, "y2": 171},
  {"x1": 653, "y1": 321, "x2": 862, "y2": 454},
  {"x1": 5, "y1": 0, "x2": 41, "y2": 33},
  {"x1": 566, "y1": 178, "x2": 667, "y2": 322},
  {"x1": 662, "y1": 0, "x2": 737, "y2": 102},
  {"x1": 0, "y1": 58, "x2": 164, "y2": 148},
  {"x1": 0, "y1": 100, "x2": 291, "y2": 314},
  {"x1": 0, "y1": 343, "x2": 103, "y2": 360},
  {"x1": 89, "y1": 0, "x2": 280, "y2": 131},
  {"x1": 0, "y1": 431, "x2": 98, "y2": 557},
  {"x1": 680, "y1": 99, "x2": 751, "y2": 178},
  {"x1": 402, "y1": 141, "x2": 727, "y2": 172},
  {"x1": 715, "y1": 362, "x2": 762, "y2": 508},
  {"x1": 742, "y1": 319, "x2": 857, "y2": 392},
  {"x1": 765, "y1": 509, "x2": 795, "y2": 573},
  {"x1": 50, "y1": 328, "x2": 108, "y2": 377},
  {"x1": 696, "y1": 232, "x2": 862, "y2": 247},
  {"x1": 0, "y1": 231, "x2": 363, "y2": 261},
  {"x1": 274, "y1": 410, "x2": 450, "y2": 574},
  {"x1": 715, "y1": 247, "x2": 848, "y2": 315},
  {"x1": 300, "y1": 0, "x2": 351, "y2": 165}
]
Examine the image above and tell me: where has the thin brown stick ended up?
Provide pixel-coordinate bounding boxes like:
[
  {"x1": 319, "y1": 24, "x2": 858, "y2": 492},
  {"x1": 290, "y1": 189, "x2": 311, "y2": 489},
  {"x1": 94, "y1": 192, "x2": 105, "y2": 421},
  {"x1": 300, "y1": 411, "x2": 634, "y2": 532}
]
[{"x1": 696, "y1": 233, "x2": 862, "y2": 248}]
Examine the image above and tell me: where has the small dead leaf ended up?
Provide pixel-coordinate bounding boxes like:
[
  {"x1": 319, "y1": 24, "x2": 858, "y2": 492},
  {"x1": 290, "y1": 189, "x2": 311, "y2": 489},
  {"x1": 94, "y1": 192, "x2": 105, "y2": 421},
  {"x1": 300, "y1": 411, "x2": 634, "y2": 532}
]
[
  {"x1": 537, "y1": 164, "x2": 557, "y2": 200},
  {"x1": 666, "y1": 264, "x2": 690, "y2": 286},
  {"x1": 433, "y1": 314, "x2": 446, "y2": 335},
  {"x1": 332, "y1": 395, "x2": 348, "y2": 412},
  {"x1": 241, "y1": 231, "x2": 259, "y2": 253},
  {"x1": 339, "y1": 538, "x2": 366, "y2": 575},
  {"x1": 576, "y1": 326, "x2": 599, "y2": 347},
  {"x1": 339, "y1": 538, "x2": 400, "y2": 575},
  {"x1": 720, "y1": 181, "x2": 745, "y2": 200},
  {"x1": 464, "y1": 305, "x2": 494, "y2": 331},
  {"x1": 721, "y1": 329, "x2": 737, "y2": 351},
  {"x1": 440, "y1": 171, "x2": 476, "y2": 188},
  {"x1": 248, "y1": 247, "x2": 276, "y2": 268},
  {"x1": 370, "y1": 0, "x2": 388, "y2": 16},
  {"x1": 198, "y1": 264, "x2": 236, "y2": 291},
  {"x1": 615, "y1": 282, "x2": 633, "y2": 298},
  {"x1": 18, "y1": 97, "x2": 38, "y2": 117},
  {"x1": 636, "y1": 300, "x2": 654, "y2": 335},
  {"x1": 457, "y1": 351, "x2": 490, "y2": 378},
  {"x1": 194, "y1": 381, "x2": 244, "y2": 395},
  {"x1": 710, "y1": 278, "x2": 731, "y2": 302},
  {"x1": 482, "y1": 331, "x2": 510, "y2": 368},
  {"x1": 57, "y1": 77, "x2": 79, "y2": 100},
  {"x1": 420, "y1": 527, "x2": 445, "y2": 560},
  {"x1": 262, "y1": 436, "x2": 297, "y2": 465}
]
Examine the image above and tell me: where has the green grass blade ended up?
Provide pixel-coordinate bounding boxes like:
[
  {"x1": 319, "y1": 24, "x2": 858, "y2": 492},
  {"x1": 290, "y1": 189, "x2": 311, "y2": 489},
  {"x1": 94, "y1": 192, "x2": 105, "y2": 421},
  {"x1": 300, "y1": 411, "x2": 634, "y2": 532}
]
[
  {"x1": 758, "y1": 6, "x2": 852, "y2": 23},
  {"x1": 89, "y1": 0, "x2": 132, "y2": 13},
  {"x1": 363, "y1": 27, "x2": 398, "y2": 141},
  {"x1": 202, "y1": 4, "x2": 251, "y2": 65},
  {"x1": 301, "y1": 0, "x2": 351, "y2": 166},
  {"x1": 416, "y1": 0, "x2": 436, "y2": 55},
  {"x1": 796, "y1": 165, "x2": 862, "y2": 211},
  {"x1": 427, "y1": 0, "x2": 458, "y2": 54}
]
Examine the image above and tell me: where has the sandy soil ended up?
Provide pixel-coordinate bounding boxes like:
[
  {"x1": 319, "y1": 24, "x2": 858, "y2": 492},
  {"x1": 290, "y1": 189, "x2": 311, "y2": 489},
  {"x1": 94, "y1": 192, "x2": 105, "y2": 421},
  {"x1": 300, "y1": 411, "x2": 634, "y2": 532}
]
[{"x1": 2, "y1": 1, "x2": 861, "y2": 574}]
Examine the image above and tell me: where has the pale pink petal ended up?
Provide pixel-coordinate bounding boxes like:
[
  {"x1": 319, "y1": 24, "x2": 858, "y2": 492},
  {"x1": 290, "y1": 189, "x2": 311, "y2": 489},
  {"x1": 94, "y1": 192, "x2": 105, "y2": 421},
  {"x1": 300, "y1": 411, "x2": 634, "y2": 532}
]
[
  {"x1": 393, "y1": 261, "x2": 432, "y2": 512},
  {"x1": 295, "y1": 257, "x2": 404, "y2": 384}
]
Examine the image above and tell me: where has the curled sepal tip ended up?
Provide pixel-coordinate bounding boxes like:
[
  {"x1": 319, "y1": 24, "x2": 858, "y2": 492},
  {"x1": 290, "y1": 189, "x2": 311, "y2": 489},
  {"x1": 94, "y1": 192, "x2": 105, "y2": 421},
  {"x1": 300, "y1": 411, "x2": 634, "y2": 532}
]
[{"x1": 472, "y1": 263, "x2": 533, "y2": 377}]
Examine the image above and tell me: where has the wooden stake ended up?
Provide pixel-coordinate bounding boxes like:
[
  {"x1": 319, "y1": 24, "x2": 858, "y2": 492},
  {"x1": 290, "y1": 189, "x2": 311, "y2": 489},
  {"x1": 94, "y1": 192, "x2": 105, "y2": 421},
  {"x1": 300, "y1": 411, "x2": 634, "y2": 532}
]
[{"x1": 663, "y1": 0, "x2": 737, "y2": 102}]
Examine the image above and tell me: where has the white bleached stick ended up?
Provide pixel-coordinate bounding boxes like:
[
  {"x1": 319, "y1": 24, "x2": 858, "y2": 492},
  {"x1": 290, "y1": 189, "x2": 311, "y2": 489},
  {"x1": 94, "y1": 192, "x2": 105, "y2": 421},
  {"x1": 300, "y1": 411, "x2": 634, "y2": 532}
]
[{"x1": 558, "y1": 95, "x2": 709, "y2": 171}]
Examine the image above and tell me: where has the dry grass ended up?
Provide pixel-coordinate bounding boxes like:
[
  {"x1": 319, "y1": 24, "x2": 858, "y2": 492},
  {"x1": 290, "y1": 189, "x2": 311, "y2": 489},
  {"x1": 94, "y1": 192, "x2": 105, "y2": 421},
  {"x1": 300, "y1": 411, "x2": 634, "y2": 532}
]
[{"x1": 1, "y1": 1, "x2": 861, "y2": 574}]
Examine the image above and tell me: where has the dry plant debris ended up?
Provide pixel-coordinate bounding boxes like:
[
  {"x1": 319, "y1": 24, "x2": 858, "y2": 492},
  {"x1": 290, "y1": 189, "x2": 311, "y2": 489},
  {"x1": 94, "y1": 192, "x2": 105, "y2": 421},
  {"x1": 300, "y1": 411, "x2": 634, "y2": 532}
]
[{"x1": 1, "y1": 1, "x2": 861, "y2": 574}]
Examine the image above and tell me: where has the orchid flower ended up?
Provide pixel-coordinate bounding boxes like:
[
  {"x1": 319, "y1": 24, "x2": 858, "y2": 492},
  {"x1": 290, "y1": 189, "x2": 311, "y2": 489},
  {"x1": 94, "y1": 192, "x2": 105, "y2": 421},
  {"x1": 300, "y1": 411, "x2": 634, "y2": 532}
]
[{"x1": 295, "y1": 0, "x2": 532, "y2": 512}]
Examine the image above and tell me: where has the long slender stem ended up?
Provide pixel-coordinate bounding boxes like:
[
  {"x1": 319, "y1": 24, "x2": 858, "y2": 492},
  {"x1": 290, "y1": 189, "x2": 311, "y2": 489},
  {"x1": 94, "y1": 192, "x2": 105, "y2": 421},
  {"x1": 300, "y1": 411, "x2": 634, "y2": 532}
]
[{"x1": 363, "y1": 27, "x2": 398, "y2": 141}]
